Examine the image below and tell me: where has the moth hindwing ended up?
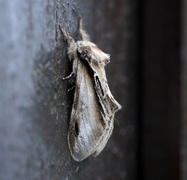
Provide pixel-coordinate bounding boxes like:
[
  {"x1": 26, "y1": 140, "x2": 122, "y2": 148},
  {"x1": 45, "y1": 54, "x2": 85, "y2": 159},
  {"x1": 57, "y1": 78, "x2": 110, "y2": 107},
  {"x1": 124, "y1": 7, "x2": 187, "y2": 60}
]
[{"x1": 59, "y1": 19, "x2": 122, "y2": 161}]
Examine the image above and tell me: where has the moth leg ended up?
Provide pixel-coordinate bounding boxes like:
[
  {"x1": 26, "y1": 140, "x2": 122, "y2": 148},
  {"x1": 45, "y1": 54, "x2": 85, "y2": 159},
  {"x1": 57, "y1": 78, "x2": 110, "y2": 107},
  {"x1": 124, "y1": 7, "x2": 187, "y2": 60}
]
[
  {"x1": 63, "y1": 57, "x2": 78, "y2": 80},
  {"x1": 78, "y1": 18, "x2": 90, "y2": 41},
  {"x1": 63, "y1": 71, "x2": 74, "y2": 80},
  {"x1": 68, "y1": 85, "x2": 75, "y2": 92}
]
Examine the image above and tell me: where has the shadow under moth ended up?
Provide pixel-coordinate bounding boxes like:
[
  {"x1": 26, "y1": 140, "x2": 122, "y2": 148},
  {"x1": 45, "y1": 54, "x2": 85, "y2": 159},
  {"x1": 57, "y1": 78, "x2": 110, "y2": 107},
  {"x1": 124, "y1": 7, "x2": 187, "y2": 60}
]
[{"x1": 59, "y1": 19, "x2": 122, "y2": 161}]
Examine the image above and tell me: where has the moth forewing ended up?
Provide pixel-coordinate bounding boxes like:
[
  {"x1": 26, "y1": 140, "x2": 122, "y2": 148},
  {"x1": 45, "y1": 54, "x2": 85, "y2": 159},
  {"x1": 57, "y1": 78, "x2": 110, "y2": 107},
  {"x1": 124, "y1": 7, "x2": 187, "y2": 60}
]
[
  {"x1": 92, "y1": 117, "x2": 114, "y2": 156},
  {"x1": 68, "y1": 60, "x2": 105, "y2": 161},
  {"x1": 59, "y1": 19, "x2": 121, "y2": 162}
]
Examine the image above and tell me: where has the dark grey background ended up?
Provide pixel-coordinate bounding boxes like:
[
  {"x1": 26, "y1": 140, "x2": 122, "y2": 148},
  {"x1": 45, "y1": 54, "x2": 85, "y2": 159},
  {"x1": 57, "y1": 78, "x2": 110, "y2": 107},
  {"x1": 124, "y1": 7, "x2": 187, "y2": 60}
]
[{"x1": 0, "y1": 0, "x2": 184, "y2": 179}]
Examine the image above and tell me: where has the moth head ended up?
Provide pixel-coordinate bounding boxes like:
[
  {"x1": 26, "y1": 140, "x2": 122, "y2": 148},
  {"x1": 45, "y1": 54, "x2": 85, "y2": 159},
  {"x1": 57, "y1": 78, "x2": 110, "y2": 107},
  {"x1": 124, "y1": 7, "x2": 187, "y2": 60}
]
[{"x1": 77, "y1": 41, "x2": 110, "y2": 66}]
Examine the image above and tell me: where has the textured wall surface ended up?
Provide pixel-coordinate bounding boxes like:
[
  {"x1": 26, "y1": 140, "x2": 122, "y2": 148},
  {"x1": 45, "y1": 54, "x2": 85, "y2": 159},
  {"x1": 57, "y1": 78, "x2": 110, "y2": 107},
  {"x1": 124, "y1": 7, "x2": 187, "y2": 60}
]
[
  {"x1": 181, "y1": 0, "x2": 187, "y2": 179},
  {"x1": 140, "y1": 0, "x2": 180, "y2": 179},
  {"x1": 0, "y1": 0, "x2": 138, "y2": 179}
]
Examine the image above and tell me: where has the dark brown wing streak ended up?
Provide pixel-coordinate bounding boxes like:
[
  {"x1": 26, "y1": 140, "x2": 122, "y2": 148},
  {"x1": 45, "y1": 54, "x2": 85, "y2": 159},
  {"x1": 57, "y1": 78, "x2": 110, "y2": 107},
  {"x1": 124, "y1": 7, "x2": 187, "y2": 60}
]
[{"x1": 68, "y1": 60, "x2": 105, "y2": 161}]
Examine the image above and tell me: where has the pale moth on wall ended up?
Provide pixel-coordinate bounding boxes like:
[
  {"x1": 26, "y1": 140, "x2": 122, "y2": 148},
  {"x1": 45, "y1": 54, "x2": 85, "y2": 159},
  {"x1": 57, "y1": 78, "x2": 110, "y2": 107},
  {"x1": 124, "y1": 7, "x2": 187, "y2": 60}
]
[{"x1": 59, "y1": 19, "x2": 122, "y2": 162}]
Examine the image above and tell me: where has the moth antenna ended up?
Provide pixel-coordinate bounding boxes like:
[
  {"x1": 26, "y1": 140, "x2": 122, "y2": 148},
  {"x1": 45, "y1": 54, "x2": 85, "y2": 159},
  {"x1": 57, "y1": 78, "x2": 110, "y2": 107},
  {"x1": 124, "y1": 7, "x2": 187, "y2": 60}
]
[
  {"x1": 59, "y1": 24, "x2": 74, "y2": 44},
  {"x1": 78, "y1": 18, "x2": 90, "y2": 41},
  {"x1": 72, "y1": 7, "x2": 80, "y2": 19}
]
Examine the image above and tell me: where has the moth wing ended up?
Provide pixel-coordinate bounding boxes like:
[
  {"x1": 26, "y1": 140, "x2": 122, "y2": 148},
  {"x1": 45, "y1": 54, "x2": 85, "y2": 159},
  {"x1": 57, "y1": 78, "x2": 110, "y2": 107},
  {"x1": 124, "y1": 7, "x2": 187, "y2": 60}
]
[
  {"x1": 92, "y1": 114, "x2": 114, "y2": 156},
  {"x1": 86, "y1": 44, "x2": 122, "y2": 114},
  {"x1": 91, "y1": 75, "x2": 121, "y2": 156},
  {"x1": 68, "y1": 61, "x2": 105, "y2": 161},
  {"x1": 88, "y1": 60, "x2": 122, "y2": 156}
]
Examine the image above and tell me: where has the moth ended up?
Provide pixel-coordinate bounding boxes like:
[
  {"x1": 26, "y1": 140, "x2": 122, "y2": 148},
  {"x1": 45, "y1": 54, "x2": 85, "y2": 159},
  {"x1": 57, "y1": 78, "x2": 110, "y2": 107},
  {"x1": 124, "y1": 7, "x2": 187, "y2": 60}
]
[{"x1": 59, "y1": 19, "x2": 122, "y2": 161}]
